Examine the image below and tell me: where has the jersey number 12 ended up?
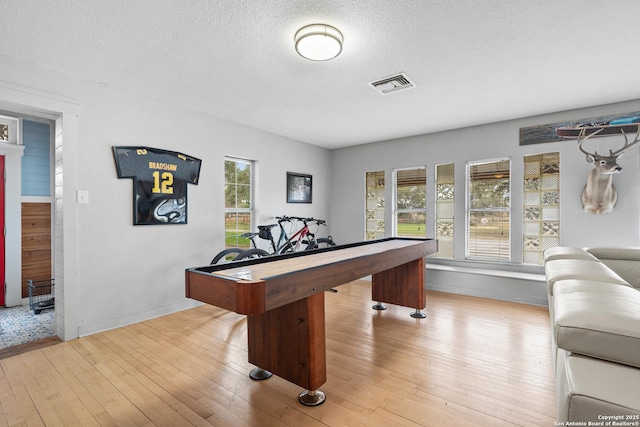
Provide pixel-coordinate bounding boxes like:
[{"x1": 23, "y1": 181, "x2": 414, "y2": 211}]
[{"x1": 152, "y1": 171, "x2": 174, "y2": 194}]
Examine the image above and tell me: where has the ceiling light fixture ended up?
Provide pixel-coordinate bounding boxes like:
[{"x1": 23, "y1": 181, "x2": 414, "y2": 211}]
[{"x1": 294, "y1": 24, "x2": 343, "y2": 61}]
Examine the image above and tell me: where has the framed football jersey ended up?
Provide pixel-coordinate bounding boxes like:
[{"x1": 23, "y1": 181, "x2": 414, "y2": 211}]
[{"x1": 113, "y1": 146, "x2": 202, "y2": 225}]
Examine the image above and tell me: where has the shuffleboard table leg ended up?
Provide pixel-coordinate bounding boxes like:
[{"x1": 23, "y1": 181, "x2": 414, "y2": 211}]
[
  {"x1": 249, "y1": 368, "x2": 273, "y2": 380},
  {"x1": 410, "y1": 309, "x2": 426, "y2": 319},
  {"x1": 247, "y1": 293, "x2": 327, "y2": 405},
  {"x1": 298, "y1": 389, "x2": 326, "y2": 406},
  {"x1": 372, "y1": 301, "x2": 387, "y2": 310}
]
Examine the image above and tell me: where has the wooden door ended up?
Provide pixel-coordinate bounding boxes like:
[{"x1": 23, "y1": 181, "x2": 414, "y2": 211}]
[{"x1": 21, "y1": 202, "x2": 51, "y2": 298}]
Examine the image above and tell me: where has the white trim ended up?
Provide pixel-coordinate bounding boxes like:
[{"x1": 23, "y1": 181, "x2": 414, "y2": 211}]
[
  {"x1": 425, "y1": 262, "x2": 547, "y2": 306},
  {"x1": 0, "y1": 81, "x2": 80, "y2": 341},
  {"x1": 426, "y1": 263, "x2": 544, "y2": 282},
  {"x1": 0, "y1": 80, "x2": 79, "y2": 117},
  {"x1": 0, "y1": 141, "x2": 24, "y2": 156},
  {"x1": 22, "y1": 196, "x2": 52, "y2": 203},
  {"x1": 1, "y1": 145, "x2": 24, "y2": 306}
]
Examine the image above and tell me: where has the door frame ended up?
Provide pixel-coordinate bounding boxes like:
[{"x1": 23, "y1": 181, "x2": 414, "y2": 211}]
[
  {"x1": 1, "y1": 155, "x2": 5, "y2": 306},
  {"x1": 0, "y1": 82, "x2": 80, "y2": 341}
]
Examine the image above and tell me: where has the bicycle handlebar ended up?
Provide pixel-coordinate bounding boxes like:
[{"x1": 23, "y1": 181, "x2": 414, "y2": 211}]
[{"x1": 275, "y1": 215, "x2": 326, "y2": 226}]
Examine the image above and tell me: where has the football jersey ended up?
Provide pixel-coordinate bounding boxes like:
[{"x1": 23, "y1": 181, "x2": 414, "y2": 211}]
[{"x1": 113, "y1": 146, "x2": 202, "y2": 224}]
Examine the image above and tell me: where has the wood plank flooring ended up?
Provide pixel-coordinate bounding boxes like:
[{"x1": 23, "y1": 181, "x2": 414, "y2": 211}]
[{"x1": 0, "y1": 280, "x2": 556, "y2": 426}]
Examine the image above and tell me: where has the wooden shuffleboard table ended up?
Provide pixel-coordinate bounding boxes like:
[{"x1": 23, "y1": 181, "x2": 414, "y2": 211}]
[{"x1": 185, "y1": 237, "x2": 438, "y2": 406}]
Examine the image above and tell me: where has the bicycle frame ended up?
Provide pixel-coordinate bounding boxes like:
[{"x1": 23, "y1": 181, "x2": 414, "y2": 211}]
[
  {"x1": 245, "y1": 217, "x2": 319, "y2": 254},
  {"x1": 212, "y1": 216, "x2": 334, "y2": 264},
  {"x1": 273, "y1": 217, "x2": 314, "y2": 254}
]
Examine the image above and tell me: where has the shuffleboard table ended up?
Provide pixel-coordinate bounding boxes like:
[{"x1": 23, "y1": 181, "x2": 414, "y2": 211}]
[{"x1": 185, "y1": 237, "x2": 438, "y2": 406}]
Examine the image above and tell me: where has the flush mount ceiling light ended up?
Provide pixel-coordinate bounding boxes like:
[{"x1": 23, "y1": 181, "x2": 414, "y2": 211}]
[{"x1": 294, "y1": 24, "x2": 343, "y2": 61}]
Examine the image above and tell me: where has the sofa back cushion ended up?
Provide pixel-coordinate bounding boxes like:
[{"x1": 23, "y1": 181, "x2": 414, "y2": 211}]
[
  {"x1": 544, "y1": 259, "x2": 629, "y2": 296},
  {"x1": 544, "y1": 247, "x2": 600, "y2": 262},
  {"x1": 584, "y1": 247, "x2": 640, "y2": 288}
]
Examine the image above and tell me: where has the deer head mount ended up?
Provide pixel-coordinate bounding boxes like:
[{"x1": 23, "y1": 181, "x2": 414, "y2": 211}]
[{"x1": 578, "y1": 127, "x2": 640, "y2": 214}]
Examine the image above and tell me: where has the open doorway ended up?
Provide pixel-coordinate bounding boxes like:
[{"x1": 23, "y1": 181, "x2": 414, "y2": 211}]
[
  {"x1": 1, "y1": 84, "x2": 79, "y2": 347},
  {"x1": 0, "y1": 115, "x2": 55, "y2": 351}
]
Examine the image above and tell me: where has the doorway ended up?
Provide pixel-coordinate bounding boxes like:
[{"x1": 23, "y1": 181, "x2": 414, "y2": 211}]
[
  {"x1": 0, "y1": 116, "x2": 55, "y2": 352},
  {"x1": 1, "y1": 85, "x2": 79, "y2": 344}
]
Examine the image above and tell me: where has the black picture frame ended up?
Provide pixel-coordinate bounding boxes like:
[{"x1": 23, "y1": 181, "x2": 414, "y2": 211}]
[
  {"x1": 113, "y1": 146, "x2": 202, "y2": 225},
  {"x1": 287, "y1": 172, "x2": 312, "y2": 203}
]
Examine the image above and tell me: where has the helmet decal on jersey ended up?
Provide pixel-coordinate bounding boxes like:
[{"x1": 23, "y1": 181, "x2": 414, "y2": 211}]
[{"x1": 113, "y1": 146, "x2": 202, "y2": 225}]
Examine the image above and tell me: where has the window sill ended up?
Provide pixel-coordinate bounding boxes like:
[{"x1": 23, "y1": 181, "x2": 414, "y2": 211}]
[{"x1": 425, "y1": 258, "x2": 545, "y2": 282}]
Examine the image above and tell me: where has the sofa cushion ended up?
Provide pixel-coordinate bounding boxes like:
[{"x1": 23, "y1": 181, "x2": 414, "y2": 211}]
[
  {"x1": 554, "y1": 280, "x2": 640, "y2": 369},
  {"x1": 584, "y1": 247, "x2": 640, "y2": 288},
  {"x1": 544, "y1": 259, "x2": 629, "y2": 296},
  {"x1": 544, "y1": 246, "x2": 599, "y2": 262},
  {"x1": 556, "y1": 349, "x2": 640, "y2": 422}
]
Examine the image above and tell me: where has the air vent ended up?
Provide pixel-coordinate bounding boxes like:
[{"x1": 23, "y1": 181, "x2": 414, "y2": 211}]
[{"x1": 369, "y1": 72, "x2": 416, "y2": 95}]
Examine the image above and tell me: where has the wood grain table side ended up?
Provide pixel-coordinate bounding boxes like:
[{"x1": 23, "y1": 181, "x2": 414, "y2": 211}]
[{"x1": 247, "y1": 292, "x2": 326, "y2": 391}]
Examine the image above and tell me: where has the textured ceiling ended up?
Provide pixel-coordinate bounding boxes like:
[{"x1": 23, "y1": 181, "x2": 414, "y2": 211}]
[{"x1": 2, "y1": 0, "x2": 640, "y2": 149}]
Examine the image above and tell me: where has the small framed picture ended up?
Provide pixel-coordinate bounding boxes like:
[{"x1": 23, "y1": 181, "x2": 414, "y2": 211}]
[{"x1": 287, "y1": 172, "x2": 312, "y2": 203}]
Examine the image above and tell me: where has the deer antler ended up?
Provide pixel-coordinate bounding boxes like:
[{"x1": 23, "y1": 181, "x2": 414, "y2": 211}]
[
  {"x1": 611, "y1": 126, "x2": 640, "y2": 157},
  {"x1": 577, "y1": 127, "x2": 605, "y2": 159}
]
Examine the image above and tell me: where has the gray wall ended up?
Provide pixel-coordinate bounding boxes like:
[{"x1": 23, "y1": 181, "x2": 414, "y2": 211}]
[{"x1": 330, "y1": 101, "x2": 640, "y2": 304}]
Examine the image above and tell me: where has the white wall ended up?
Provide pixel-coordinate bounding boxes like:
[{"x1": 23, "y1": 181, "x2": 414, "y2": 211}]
[
  {"x1": 0, "y1": 56, "x2": 331, "y2": 337},
  {"x1": 74, "y1": 84, "x2": 331, "y2": 336}
]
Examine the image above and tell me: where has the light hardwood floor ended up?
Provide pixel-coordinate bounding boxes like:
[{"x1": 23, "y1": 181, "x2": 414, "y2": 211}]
[{"x1": 0, "y1": 280, "x2": 556, "y2": 426}]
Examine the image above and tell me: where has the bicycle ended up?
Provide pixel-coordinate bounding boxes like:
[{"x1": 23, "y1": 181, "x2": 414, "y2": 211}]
[{"x1": 211, "y1": 216, "x2": 336, "y2": 264}]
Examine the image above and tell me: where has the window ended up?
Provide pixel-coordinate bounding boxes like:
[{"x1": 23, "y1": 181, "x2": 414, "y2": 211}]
[
  {"x1": 466, "y1": 159, "x2": 510, "y2": 261},
  {"x1": 435, "y1": 163, "x2": 454, "y2": 258},
  {"x1": 0, "y1": 115, "x2": 18, "y2": 144},
  {"x1": 0, "y1": 124, "x2": 7, "y2": 141},
  {"x1": 524, "y1": 152, "x2": 560, "y2": 265},
  {"x1": 224, "y1": 157, "x2": 253, "y2": 249},
  {"x1": 393, "y1": 167, "x2": 426, "y2": 238},
  {"x1": 365, "y1": 171, "x2": 385, "y2": 240}
]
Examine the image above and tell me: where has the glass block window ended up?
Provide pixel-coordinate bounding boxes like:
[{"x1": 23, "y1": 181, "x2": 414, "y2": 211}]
[
  {"x1": 393, "y1": 167, "x2": 427, "y2": 238},
  {"x1": 0, "y1": 114, "x2": 18, "y2": 144},
  {"x1": 0, "y1": 124, "x2": 7, "y2": 141},
  {"x1": 466, "y1": 159, "x2": 511, "y2": 261},
  {"x1": 435, "y1": 163, "x2": 454, "y2": 258},
  {"x1": 225, "y1": 157, "x2": 253, "y2": 249},
  {"x1": 523, "y1": 152, "x2": 560, "y2": 265},
  {"x1": 365, "y1": 171, "x2": 385, "y2": 240}
]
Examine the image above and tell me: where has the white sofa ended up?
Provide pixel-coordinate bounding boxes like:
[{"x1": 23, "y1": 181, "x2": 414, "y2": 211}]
[{"x1": 544, "y1": 246, "x2": 640, "y2": 423}]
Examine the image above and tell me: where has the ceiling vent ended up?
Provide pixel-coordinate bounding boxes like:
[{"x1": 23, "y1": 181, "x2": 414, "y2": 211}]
[{"x1": 369, "y1": 72, "x2": 416, "y2": 95}]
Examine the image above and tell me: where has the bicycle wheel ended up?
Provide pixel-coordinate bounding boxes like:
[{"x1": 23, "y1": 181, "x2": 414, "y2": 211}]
[
  {"x1": 234, "y1": 248, "x2": 271, "y2": 260},
  {"x1": 306, "y1": 237, "x2": 336, "y2": 250},
  {"x1": 211, "y1": 248, "x2": 245, "y2": 264}
]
